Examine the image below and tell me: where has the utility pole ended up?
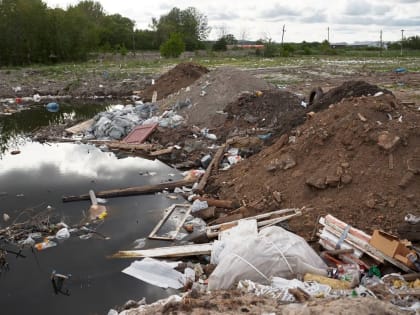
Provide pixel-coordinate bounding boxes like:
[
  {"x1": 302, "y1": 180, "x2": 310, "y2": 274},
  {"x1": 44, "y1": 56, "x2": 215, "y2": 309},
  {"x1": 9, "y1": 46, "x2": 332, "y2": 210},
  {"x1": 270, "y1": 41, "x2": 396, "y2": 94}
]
[
  {"x1": 327, "y1": 26, "x2": 330, "y2": 42},
  {"x1": 281, "y1": 24, "x2": 285, "y2": 46},
  {"x1": 379, "y1": 30, "x2": 383, "y2": 55},
  {"x1": 401, "y1": 29, "x2": 404, "y2": 56}
]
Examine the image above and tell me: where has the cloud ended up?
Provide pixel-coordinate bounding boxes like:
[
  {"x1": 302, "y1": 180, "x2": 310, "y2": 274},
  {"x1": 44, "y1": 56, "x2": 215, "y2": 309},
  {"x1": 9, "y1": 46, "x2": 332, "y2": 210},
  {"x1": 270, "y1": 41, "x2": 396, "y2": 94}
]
[
  {"x1": 260, "y1": 4, "x2": 299, "y2": 19},
  {"x1": 344, "y1": 0, "x2": 372, "y2": 15},
  {"x1": 300, "y1": 12, "x2": 327, "y2": 23},
  {"x1": 333, "y1": 14, "x2": 420, "y2": 27},
  {"x1": 208, "y1": 12, "x2": 239, "y2": 21}
]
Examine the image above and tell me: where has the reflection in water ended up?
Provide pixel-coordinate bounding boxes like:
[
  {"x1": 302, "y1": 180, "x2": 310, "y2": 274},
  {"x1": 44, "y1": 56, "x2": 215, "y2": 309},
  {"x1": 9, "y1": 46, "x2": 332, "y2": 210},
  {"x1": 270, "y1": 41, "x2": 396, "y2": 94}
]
[
  {"x1": 0, "y1": 105, "x2": 185, "y2": 314},
  {"x1": 0, "y1": 142, "x2": 184, "y2": 315},
  {"x1": 0, "y1": 102, "x2": 111, "y2": 156}
]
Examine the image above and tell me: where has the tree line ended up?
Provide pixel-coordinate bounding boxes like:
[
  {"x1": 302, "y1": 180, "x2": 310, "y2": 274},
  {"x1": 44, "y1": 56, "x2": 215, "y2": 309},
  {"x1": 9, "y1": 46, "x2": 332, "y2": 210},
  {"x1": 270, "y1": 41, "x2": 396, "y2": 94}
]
[
  {"x1": 0, "y1": 0, "x2": 209, "y2": 65},
  {"x1": 1, "y1": 0, "x2": 419, "y2": 66}
]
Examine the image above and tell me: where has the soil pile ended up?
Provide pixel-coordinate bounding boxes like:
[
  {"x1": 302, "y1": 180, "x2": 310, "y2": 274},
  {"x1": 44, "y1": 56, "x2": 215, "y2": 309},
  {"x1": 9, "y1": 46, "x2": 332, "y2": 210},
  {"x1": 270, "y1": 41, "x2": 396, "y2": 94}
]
[
  {"x1": 142, "y1": 62, "x2": 209, "y2": 101},
  {"x1": 209, "y1": 93, "x2": 420, "y2": 239},
  {"x1": 158, "y1": 67, "x2": 272, "y2": 129},
  {"x1": 221, "y1": 89, "x2": 306, "y2": 139},
  {"x1": 310, "y1": 80, "x2": 392, "y2": 112}
]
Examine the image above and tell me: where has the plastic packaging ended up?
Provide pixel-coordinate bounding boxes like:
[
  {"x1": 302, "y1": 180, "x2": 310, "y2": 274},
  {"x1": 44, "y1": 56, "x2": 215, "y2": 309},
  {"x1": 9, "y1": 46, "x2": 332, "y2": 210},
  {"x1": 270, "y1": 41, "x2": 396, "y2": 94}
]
[
  {"x1": 35, "y1": 239, "x2": 57, "y2": 251},
  {"x1": 55, "y1": 227, "x2": 70, "y2": 240},
  {"x1": 209, "y1": 223, "x2": 327, "y2": 290}
]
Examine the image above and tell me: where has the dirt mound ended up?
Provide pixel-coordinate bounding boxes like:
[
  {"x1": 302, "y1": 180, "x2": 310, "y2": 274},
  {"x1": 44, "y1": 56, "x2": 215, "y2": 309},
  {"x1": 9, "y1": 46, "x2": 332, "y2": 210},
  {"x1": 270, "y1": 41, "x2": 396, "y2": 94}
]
[
  {"x1": 142, "y1": 62, "x2": 209, "y2": 101},
  {"x1": 158, "y1": 66, "x2": 272, "y2": 129},
  {"x1": 209, "y1": 93, "x2": 420, "y2": 239},
  {"x1": 221, "y1": 89, "x2": 306, "y2": 139},
  {"x1": 310, "y1": 80, "x2": 392, "y2": 112}
]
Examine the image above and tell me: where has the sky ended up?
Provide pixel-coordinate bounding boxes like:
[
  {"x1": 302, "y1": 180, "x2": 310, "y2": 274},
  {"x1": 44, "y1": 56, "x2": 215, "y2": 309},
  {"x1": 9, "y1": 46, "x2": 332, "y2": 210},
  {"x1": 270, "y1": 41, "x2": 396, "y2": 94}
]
[{"x1": 44, "y1": 0, "x2": 420, "y2": 43}]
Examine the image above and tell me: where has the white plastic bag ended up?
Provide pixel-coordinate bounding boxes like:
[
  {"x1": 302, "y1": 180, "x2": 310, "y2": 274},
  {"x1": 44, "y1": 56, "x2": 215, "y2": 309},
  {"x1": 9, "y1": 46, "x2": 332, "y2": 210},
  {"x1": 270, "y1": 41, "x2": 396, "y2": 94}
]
[{"x1": 208, "y1": 224, "x2": 327, "y2": 290}]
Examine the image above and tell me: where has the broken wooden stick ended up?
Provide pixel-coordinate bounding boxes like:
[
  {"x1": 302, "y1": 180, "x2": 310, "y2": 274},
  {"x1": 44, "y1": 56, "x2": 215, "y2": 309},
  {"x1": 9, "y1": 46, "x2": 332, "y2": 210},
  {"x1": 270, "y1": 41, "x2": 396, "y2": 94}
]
[
  {"x1": 62, "y1": 178, "x2": 196, "y2": 202},
  {"x1": 194, "y1": 144, "x2": 226, "y2": 193}
]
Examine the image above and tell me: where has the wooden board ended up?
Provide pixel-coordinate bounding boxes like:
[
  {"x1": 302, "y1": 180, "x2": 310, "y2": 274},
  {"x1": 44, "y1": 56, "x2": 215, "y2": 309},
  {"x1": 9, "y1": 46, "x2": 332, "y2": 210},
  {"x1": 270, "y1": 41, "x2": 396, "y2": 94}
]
[
  {"x1": 112, "y1": 243, "x2": 213, "y2": 258},
  {"x1": 123, "y1": 123, "x2": 158, "y2": 144},
  {"x1": 148, "y1": 204, "x2": 191, "y2": 240},
  {"x1": 65, "y1": 119, "x2": 94, "y2": 134}
]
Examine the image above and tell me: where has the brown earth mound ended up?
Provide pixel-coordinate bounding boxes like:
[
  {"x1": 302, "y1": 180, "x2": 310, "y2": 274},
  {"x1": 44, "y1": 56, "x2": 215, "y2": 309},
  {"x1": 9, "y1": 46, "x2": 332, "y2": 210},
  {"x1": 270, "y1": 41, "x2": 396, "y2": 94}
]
[
  {"x1": 142, "y1": 62, "x2": 209, "y2": 101},
  {"x1": 310, "y1": 80, "x2": 393, "y2": 112},
  {"x1": 220, "y1": 89, "x2": 306, "y2": 140},
  {"x1": 209, "y1": 93, "x2": 420, "y2": 239},
  {"x1": 158, "y1": 67, "x2": 272, "y2": 129}
]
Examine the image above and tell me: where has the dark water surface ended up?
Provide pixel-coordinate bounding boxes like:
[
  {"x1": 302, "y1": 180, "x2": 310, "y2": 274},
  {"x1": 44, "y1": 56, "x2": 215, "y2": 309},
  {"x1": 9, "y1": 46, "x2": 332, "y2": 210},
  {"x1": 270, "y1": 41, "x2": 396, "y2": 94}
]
[{"x1": 0, "y1": 106, "x2": 182, "y2": 314}]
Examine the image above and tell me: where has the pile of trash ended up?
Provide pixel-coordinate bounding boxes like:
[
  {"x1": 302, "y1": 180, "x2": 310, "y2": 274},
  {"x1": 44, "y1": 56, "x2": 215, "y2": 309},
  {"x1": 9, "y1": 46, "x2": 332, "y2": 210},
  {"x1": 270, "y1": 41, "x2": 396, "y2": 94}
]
[
  {"x1": 108, "y1": 211, "x2": 419, "y2": 314},
  {"x1": 85, "y1": 103, "x2": 185, "y2": 140}
]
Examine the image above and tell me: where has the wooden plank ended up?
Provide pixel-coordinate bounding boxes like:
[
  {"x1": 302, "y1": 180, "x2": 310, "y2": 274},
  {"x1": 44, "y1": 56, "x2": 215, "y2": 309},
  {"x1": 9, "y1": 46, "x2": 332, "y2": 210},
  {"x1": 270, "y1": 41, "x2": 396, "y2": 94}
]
[
  {"x1": 148, "y1": 204, "x2": 191, "y2": 241},
  {"x1": 62, "y1": 178, "x2": 196, "y2": 202},
  {"x1": 191, "y1": 196, "x2": 239, "y2": 209},
  {"x1": 65, "y1": 119, "x2": 94, "y2": 134},
  {"x1": 107, "y1": 142, "x2": 154, "y2": 151},
  {"x1": 206, "y1": 208, "x2": 302, "y2": 238},
  {"x1": 194, "y1": 144, "x2": 226, "y2": 193},
  {"x1": 111, "y1": 243, "x2": 213, "y2": 259},
  {"x1": 149, "y1": 147, "x2": 174, "y2": 157},
  {"x1": 123, "y1": 123, "x2": 158, "y2": 144},
  {"x1": 191, "y1": 206, "x2": 216, "y2": 220}
]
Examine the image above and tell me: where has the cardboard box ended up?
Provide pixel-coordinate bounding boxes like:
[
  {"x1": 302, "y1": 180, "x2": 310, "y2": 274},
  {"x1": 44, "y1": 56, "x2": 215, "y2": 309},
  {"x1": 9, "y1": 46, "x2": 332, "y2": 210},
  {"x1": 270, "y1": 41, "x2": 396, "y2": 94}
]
[{"x1": 369, "y1": 230, "x2": 417, "y2": 269}]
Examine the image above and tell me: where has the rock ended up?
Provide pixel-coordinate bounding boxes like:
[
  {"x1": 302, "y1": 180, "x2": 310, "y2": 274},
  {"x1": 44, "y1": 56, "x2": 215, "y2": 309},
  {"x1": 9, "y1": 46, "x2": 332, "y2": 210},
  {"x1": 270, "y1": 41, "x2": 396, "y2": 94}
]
[
  {"x1": 279, "y1": 153, "x2": 297, "y2": 170},
  {"x1": 272, "y1": 191, "x2": 283, "y2": 204},
  {"x1": 341, "y1": 162, "x2": 350, "y2": 168},
  {"x1": 326, "y1": 175, "x2": 340, "y2": 187},
  {"x1": 365, "y1": 195, "x2": 376, "y2": 208},
  {"x1": 377, "y1": 131, "x2": 400, "y2": 151},
  {"x1": 399, "y1": 171, "x2": 415, "y2": 188},
  {"x1": 341, "y1": 174, "x2": 353, "y2": 184},
  {"x1": 183, "y1": 224, "x2": 194, "y2": 233},
  {"x1": 306, "y1": 176, "x2": 327, "y2": 189},
  {"x1": 265, "y1": 164, "x2": 277, "y2": 172}
]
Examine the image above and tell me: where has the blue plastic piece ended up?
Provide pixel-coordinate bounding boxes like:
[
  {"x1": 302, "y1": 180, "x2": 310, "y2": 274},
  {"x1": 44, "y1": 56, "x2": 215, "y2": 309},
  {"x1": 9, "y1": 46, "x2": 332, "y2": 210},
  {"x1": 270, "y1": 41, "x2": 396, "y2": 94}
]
[
  {"x1": 46, "y1": 102, "x2": 59, "y2": 112},
  {"x1": 394, "y1": 67, "x2": 407, "y2": 74}
]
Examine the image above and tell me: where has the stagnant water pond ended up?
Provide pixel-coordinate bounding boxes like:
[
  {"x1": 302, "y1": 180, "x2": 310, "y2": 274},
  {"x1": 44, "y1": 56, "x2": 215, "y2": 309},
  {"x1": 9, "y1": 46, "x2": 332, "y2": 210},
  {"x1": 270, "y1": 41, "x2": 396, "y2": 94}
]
[{"x1": 0, "y1": 104, "x2": 183, "y2": 314}]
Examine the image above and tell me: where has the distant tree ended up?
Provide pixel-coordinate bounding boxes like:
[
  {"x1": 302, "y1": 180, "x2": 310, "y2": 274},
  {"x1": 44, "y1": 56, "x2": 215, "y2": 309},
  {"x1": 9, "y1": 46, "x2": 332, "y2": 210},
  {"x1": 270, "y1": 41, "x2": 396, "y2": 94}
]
[
  {"x1": 213, "y1": 34, "x2": 237, "y2": 51},
  {"x1": 263, "y1": 38, "x2": 278, "y2": 57},
  {"x1": 160, "y1": 33, "x2": 185, "y2": 57},
  {"x1": 405, "y1": 35, "x2": 420, "y2": 49},
  {"x1": 99, "y1": 14, "x2": 134, "y2": 50},
  {"x1": 152, "y1": 7, "x2": 210, "y2": 51}
]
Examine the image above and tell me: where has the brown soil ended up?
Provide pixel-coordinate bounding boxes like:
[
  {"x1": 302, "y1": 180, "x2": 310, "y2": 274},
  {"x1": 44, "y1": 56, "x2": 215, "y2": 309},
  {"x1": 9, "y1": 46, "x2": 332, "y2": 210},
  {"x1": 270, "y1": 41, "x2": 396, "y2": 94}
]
[
  {"x1": 219, "y1": 89, "x2": 306, "y2": 140},
  {"x1": 158, "y1": 67, "x2": 272, "y2": 129},
  {"x1": 141, "y1": 62, "x2": 209, "y2": 102},
  {"x1": 311, "y1": 80, "x2": 393, "y2": 112},
  {"x1": 208, "y1": 93, "x2": 420, "y2": 239},
  {"x1": 127, "y1": 291, "x2": 407, "y2": 315}
]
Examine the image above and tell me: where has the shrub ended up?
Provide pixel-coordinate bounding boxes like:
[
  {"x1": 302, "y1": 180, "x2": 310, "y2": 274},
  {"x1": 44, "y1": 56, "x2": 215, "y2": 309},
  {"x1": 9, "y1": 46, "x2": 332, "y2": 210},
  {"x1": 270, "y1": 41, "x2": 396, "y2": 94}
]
[{"x1": 160, "y1": 33, "x2": 185, "y2": 58}]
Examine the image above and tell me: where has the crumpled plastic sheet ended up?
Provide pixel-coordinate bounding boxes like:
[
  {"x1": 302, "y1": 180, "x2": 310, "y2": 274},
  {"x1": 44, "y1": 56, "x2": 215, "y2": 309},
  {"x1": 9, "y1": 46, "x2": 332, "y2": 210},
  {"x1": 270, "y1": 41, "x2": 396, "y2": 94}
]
[
  {"x1": 117, "y1": 295, "x2": 183, "y2": 315},
  {"x1": 238, "y1": 277, "x2": 331, "y2": 302},
  {"x1": 122, "y1": 258, "x2": 184, "y2": 289},
  {"x1": 86, "y1": 103, "x2": 158, "y2": 140},
  {"x1": 208, "y1": 221, "x2": 327, "y2": 290}
]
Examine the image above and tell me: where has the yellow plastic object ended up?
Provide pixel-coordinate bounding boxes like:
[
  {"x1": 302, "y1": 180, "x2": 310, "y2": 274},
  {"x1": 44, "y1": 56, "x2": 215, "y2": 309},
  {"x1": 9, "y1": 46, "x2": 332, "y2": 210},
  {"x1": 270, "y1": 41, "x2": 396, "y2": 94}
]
[{"x1": 98, "y1": 211, "x2": 108, "y2": 220}]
